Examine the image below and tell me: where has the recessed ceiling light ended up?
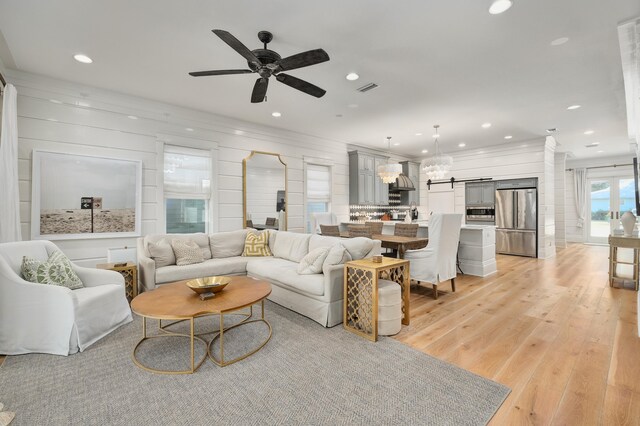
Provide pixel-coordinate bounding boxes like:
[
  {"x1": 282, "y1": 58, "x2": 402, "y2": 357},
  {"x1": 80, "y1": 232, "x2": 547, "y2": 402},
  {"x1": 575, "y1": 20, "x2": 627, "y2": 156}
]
[
  {"x1": 504, "y1": 135, "x2": 513, "y2": 140},
  {"x1": 73, "y1": 54, "x2": 93, "y2": 64},
  {"x1": 482, "y1": 122, "x2": 492, "y2": 129},
  {"x1": 272, "y1": 112, "x2": 281, "y2": 117},
  {"x1": 415, "y1": 133, "x2": 423, "y2": 136},
  {"x1": 185, "y1": 127, "x2": 194, "y2": 132},
  {"x1": 489, "y1": 0, "x2": 513, "y2": 15},
  {"x1": 346, "y1": 73, "x2": 359, "y2": 81},
  {"x1": 521, "y1": 144, "x2": 528, "y2": 147},
  {"x1": 49, "y1": 99, "x2": 62, "y2": 104},
  {"x1": 567, "y1": 104, "x2": 581, "y2": 110},
  {"x1": 421, "y1": 149, "x2": 428, "y2": 154},
  {"x1": 584, "y1": 130, "x2": 594, "y2": 135},
  {"x1": 458, "y1": 143, "x2": 466, "y2": 147},
  {"x1": 393, "y1": 142, "x2": 400, "y2": 146},
  {"x1": 597, "y1": 150, "x2": 604, "y2": 153},
  {"x1": 127, "y1": 115, "x2": 138, "y2": 120},
  {"x1": 550, "y1": 37, "x2": 569, "y2": 46}
]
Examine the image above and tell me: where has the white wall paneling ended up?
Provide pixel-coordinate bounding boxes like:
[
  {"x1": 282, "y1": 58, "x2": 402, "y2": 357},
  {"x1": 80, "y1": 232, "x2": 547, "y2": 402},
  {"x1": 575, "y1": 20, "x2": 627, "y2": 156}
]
[{"x1": 554, "y1": 152, "x2": 567, "y2": 248}]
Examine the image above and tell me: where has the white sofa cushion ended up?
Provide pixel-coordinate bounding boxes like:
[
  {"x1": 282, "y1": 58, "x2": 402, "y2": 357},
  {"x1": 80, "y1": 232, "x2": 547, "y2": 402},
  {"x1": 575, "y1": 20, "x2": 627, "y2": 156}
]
[
  {"x1": 297, "y1": 247, "x2": 330, "y2": 275},
  {"x1": 209, "y1": 229, "x2": 249, "y2": 258},
  {"x1": 247, "y1": 258, "x2": 324, "y2": 296},
  {"x1": 155, "y1": 257, "x2": 249, "y2": 284},
  {"x1": 147, "y1": 239, "x2": 175, "y2": 267},
  {"x1": 341, "y1": 237, "x2": 375, "y2": 260},
  {"x1": 309, "y1": 234, "x2": 341, "y2": 252},
  {"x1": 271, "y1": 232, "x2": 312, "y2": 262},
  {"x1": 323, "y1": 244, "x2": 352, "y2": 269}
]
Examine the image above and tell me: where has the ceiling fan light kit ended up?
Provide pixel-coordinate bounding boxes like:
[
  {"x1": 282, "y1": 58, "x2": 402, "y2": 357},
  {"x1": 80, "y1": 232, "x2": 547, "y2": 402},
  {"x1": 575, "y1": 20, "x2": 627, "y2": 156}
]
[
  {"x1": 378, "y1": 137, "x2": 403, "y2": 184},
  {"x1": 422, "y1": 125, "x2": 453, "y2": 180},
  {"x1": 189, "y1": 29, "x2": 330, "y2": 103}
]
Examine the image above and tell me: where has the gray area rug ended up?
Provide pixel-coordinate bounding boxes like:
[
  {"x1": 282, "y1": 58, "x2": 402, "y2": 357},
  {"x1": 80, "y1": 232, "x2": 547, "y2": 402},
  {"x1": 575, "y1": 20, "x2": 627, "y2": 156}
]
[{"x1": 0, "y1": 301, "x2": 509, "y2": 425}]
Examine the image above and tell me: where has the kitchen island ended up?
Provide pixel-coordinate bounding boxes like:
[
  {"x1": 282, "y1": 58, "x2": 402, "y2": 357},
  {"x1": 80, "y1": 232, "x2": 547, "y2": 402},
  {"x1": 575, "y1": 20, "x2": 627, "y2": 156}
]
[{"x1": 340, "y1": 221, "x2": 497, "y2": 277}]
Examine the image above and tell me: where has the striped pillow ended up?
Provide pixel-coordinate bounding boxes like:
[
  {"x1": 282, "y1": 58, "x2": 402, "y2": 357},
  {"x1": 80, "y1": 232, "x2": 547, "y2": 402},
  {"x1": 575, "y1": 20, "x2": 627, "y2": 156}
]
[{"x1": 242, "y1": 231, "x2": 272, "y2": 257}]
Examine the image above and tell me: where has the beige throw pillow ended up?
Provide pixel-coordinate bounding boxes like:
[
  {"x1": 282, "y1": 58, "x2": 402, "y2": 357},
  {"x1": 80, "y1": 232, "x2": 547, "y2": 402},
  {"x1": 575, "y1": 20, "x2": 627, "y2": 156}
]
[
  {"x1": 297, "y1": 247, "x2": 331, "y2": 275},
  {"x1": 322, "y1": 244, "x2": 352, "y2": 270},
  {"x1": 171, "y1": 239, "x2": 204, "y2": 266},
  {"x1": 147, "y1": 239, "x2": 176, "y2": 267}
]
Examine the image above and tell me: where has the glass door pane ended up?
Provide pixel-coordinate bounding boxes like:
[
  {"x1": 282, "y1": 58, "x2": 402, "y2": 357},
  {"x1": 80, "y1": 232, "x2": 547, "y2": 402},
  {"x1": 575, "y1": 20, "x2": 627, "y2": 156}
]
[
  {"x1": 618, "y1": 178, "x2": 636, "y2": 216},
  {"x1": 588, "y1": 179, "x2": 611, "y2": 243}
]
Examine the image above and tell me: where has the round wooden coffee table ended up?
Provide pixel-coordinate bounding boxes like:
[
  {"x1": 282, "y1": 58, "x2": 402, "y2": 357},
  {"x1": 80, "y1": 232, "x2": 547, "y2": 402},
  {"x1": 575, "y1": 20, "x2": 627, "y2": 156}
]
[{"x1": 130, "y1": 276, "x2": 272, "y2": 374}]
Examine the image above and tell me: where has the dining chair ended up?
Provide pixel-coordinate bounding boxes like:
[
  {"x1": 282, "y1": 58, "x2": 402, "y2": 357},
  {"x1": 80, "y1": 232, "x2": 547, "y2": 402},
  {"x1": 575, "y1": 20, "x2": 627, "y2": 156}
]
[
  {"x1": 404, "y1": 214, "x2": 462, "y2": 299},
  {"x1": 246, "y1": 219, "x2": 254, "y2": 228},
  {"x1": 365, "y1": 221, "x2": 383, "y2": 235},
  {"x1": 265, "y1": 217, "x2": 277, "y2": 226},
  {"x1": 320, "y1": 224, "x2": 341, "y2": 237},
  {"x1": 394, "y1": 223, "x2": 419, "y2": 237},
  {"x1": 348, "y1": 224, "x2": 373, "y2": 238},
  {"x1": 312, "y1": 212, "x2": 337, "y2": 234}
]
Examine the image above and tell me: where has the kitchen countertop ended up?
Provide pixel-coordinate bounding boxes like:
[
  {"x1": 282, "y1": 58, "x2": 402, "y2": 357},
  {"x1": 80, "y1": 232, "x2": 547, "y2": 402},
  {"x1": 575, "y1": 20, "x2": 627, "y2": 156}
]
[{"x1": 343, "y1": 221, "x2": 496, "y2": 230}]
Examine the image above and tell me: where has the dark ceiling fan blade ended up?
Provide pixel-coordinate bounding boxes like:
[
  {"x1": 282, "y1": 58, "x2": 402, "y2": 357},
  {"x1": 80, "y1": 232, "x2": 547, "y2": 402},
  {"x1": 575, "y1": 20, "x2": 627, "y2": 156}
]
[
  {"x1": 251, "y1": 77, "x2": 269, "y2": 103},
  {"x1": 277, "y1": 49, "x2": 330, "y2": 72},
  {"x1": 276, "y1": 73, "x2": 326, "y2": 98},
  {"x1": 212, "y1": 29, "x2": 261, "y2": 66},
  {"x1": 189, "y1": 69, "x2": 253, "y2": 77}
]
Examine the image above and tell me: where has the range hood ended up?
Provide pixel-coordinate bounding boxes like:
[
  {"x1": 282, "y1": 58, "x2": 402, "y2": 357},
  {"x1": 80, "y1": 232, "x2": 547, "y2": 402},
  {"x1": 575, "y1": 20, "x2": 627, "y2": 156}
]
[{"x1": 389, "y1": 173, "x2": 415, "y2": 191}]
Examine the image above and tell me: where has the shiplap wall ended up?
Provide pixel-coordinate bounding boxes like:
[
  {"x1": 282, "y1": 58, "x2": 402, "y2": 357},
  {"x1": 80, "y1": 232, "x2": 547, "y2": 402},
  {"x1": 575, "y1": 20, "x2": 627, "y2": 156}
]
[
  {"x1": 8, "y1": 70, "x2": 351, "y2": 266},
  {"x1": 418, "y1": 137, "x2": 557, "y2": 258},
  {"x1": 565, "y1": 155, "x2": 635, "y2": 243},
  {"x1": 554, "y1": 153, "x2": 567, "y2": 248}
]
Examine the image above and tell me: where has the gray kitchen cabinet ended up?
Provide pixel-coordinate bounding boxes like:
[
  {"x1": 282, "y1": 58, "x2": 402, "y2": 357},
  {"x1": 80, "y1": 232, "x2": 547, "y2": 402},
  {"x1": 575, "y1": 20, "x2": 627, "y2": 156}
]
[
  {"x1": 465, "y1": 181, "x2": 495, "y2": 206},
  {"x1": 349, "y1": 151, "x2": 389, "y2": 204},
  {"x1": 400, "y1": 161, "x2": 420, "y2": 205}
]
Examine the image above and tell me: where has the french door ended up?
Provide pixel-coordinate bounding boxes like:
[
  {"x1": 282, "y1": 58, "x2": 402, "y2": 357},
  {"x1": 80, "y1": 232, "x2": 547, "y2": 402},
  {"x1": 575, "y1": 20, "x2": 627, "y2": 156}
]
[{"x1": 587, "y1": 176, "x2": 636, "y2": 244}]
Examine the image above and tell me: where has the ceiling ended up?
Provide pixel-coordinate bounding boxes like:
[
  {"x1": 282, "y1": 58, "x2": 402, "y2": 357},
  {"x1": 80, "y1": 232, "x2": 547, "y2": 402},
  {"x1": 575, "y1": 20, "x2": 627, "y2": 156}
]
[{"x1": 0, "y1": 0, "x2": 638, "y2": 159}]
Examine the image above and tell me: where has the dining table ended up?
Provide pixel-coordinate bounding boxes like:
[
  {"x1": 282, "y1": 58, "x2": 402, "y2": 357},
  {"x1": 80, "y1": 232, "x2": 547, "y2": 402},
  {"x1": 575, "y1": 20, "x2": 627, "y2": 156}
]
[{"x1": 339, "y1": 232, "x2": 428, "y2": 258}]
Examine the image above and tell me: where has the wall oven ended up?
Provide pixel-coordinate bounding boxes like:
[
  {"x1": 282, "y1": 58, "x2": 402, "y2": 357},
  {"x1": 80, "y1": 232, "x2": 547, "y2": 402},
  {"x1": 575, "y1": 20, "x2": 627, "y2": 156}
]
[{"x1": 465, "y1": 207, "x2": 495, "y2": 224}]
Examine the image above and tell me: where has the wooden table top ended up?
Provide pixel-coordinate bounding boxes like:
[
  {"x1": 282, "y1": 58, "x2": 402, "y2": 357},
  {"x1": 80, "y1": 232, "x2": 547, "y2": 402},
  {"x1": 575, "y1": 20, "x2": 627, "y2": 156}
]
[
  {"x1": 346, "y1": 257, "x2": 409, "y2": 271},
  {"x1": 339, "y1": 232, "x2": 428, "y2": 245},
  {"x1": 131, "y1": 276, "x2": 271, "y2": 320}
]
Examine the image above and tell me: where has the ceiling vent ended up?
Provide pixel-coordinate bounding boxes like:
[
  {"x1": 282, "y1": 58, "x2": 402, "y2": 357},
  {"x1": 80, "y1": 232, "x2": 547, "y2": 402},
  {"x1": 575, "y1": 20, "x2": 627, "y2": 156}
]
[{"x1": 356, "y1": 83, "x2": 379, "y2": 93}]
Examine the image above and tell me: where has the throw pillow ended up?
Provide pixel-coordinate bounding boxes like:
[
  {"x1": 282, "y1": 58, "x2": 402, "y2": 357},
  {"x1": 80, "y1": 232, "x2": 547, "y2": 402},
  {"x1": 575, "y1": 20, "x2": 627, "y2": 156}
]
[
  {"x1": 147, "y1": 239, "x2": 176, "y2": 267},
  {"x1": 242, "y1": 231, "x2": 272, "y2": 257},
  {"x1": 297, "y1": 247, "x2": 331, "y2": 275},
  {"x1": 21, "y1": 250, "x2": 84, "y2": 290},
  {"x1": 171, "y1": 239, "x2": 204, "y2": 266},
  {"x1": 322, "y1": 243, "x2": 352, "y2": 269}
]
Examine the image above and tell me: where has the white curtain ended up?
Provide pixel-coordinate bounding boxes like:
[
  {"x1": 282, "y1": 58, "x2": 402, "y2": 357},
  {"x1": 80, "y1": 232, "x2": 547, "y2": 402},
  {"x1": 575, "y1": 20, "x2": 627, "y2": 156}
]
[
  {"x1": 0, "y1": 84, "x2": 22, "y2": 243},
  {"x1": 573, "y1": 168, "x2": 587, "y2": 229}
]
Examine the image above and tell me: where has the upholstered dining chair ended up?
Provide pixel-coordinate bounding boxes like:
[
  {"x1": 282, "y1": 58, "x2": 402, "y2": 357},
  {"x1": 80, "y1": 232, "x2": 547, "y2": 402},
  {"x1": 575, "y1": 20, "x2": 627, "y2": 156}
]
[
  {"x1": 404, "y1": 214, "x2": 462, "y2": 299},
  {"x1": 365, "y1": 221, "x2": 384, "y2": 235},
  {"x1": 348, "y1": 224, "x2": 373, "y2": 238},
  {"x1": 320, "y1": 224, "x2": 341, "y2": 237},
  {"x1": 394, "y1": 223, "x2": 419, "y2": 237},
  {"x1": 0, "y1": 240, "x2": 132, "y2": 355},
  {"x1": 266, "y1": 217, "x2": 277, "y2": 226}
]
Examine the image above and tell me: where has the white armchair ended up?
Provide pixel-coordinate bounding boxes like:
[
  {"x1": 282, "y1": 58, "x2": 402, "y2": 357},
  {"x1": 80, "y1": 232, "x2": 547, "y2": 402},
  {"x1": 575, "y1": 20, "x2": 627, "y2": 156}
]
[
  {"x1": 0, "y1": 240, "x2": 132, "y2": 356},
  {"x1": 404, "y1": 214, "x2": 463, "y2": 299}
]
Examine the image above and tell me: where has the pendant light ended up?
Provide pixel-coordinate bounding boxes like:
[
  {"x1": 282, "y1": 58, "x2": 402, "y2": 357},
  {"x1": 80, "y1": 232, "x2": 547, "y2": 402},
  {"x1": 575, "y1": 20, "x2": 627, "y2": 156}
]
[
  {"x1": 377, "y1": 137, "x2": 402, "y2": 184},
  {"x1": 421, "y1": 125, "x2": 453, "y2": 180}
]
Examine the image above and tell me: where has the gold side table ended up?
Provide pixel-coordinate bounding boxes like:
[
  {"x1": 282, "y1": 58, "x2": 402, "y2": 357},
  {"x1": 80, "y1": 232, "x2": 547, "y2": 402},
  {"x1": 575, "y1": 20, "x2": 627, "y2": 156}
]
[
  {"x1": 343, "y1": 257, "x2": 410, "y2": 342},
  {"x1": 97, "y1": 262, "x2": 138, "y2": 302},
  {"x1": 608, "y1": 235, "x2": 640, "y2": 290}
]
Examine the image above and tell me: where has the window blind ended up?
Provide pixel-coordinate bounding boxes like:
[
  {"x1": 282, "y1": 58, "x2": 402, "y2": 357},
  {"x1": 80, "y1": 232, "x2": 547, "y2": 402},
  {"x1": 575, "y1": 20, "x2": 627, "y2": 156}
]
[
  {"x1": 163, "y1": 146, "x2": 212, "y2": 199},
  {"x1": 306, "y1": 164, "x2": 331, "y2": 201}
]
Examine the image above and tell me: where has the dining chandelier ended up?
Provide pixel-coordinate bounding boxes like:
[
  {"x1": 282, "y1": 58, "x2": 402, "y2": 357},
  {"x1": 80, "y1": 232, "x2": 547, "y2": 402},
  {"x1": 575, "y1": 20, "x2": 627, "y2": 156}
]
[
  {"x1": 377, "y1": 137, "x2": 402, "y2": 184},
  {"x1": 421, "y1": 125, "x2": 453, "y2": 180}
]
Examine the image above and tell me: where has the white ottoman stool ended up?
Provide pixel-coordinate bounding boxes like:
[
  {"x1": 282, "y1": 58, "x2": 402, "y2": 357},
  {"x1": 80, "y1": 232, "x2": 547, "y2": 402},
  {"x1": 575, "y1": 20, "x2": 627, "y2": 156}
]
[{"x1": 378, "y1": 279, "x2": 402, "y2": 336}]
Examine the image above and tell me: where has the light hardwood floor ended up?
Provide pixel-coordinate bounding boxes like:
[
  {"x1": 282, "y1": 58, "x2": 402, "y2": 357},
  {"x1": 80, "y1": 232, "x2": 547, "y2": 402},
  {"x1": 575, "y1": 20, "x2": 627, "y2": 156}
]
[
  {"x1": 394, "y1": 243, "x2": 640, "y2": 425},
  {"x1": 0, "y1": 244, "x2": 637, "y2": 424}
]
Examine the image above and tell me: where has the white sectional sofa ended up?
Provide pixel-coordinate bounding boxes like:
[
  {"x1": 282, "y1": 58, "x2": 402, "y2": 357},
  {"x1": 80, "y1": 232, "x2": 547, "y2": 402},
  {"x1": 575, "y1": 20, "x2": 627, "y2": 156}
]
[{"x1": 137, "y1": 229, "x2": 381, "y2": 327}]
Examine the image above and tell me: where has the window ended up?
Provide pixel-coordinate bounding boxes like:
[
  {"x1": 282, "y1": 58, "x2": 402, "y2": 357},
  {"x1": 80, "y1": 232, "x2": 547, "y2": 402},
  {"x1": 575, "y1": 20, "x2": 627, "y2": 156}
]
[
  {"x1": 305, "y1": 164, "x2": 331, "y2": 232},
  {"x1": 163, "y1": 146, "x2": 212, "y2": 233}
]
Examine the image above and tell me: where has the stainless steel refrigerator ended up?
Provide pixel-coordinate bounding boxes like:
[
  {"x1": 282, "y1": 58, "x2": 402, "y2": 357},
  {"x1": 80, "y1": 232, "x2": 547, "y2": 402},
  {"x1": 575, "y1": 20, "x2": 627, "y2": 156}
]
[{"x1": 495, "y1": 188, "x2": 537, "y2": 257}]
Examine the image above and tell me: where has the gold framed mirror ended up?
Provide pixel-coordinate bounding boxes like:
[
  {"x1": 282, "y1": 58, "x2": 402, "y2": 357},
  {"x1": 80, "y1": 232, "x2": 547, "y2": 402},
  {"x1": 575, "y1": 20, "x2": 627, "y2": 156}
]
[{"x1": 243, "y1": 151, "x2": 287, "y2": 231}]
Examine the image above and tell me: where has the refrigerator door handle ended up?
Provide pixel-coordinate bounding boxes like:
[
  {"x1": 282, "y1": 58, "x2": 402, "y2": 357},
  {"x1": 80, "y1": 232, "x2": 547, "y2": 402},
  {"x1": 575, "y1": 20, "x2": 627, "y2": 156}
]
[{"x1": 514, "y1": 191, "x2": 518, "y2": 229}]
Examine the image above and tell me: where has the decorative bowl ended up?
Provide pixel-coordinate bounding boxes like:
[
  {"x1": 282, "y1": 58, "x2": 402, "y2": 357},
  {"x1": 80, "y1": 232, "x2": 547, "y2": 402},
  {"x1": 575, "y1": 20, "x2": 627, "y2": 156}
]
[{"x1": 185, "y1": 276, "x2": 231, "y2": 294}]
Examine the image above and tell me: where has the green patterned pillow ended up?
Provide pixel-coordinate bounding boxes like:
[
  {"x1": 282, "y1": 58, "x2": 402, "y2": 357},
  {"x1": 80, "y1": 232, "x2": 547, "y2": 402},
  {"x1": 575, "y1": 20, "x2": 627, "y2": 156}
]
[{"x1": 21, "y1": 250, "x2": 84, "y2": 290}]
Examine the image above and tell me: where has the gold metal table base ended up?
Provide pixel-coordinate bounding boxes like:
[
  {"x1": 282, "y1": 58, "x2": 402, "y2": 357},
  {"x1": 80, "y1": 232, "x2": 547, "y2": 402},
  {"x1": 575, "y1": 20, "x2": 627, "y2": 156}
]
[{"x1": 132, "y1": 303, "x2": 271, "y2": 373}]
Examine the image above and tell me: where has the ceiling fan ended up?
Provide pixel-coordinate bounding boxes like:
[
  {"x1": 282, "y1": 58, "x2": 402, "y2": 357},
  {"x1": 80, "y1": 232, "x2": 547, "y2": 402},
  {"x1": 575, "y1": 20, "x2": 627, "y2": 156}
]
[{"x1": 189, "y1": 29, "x2": 330, "y2": 103}]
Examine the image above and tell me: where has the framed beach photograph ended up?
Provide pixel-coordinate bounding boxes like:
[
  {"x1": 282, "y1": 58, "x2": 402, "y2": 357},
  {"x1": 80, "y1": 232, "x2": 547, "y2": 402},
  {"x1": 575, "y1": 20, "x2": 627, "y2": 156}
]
[{"x1": 31, "y1": 150, "x2": 142, "y2": 240}]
